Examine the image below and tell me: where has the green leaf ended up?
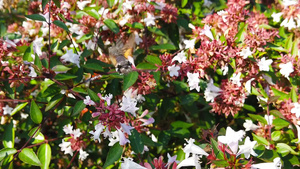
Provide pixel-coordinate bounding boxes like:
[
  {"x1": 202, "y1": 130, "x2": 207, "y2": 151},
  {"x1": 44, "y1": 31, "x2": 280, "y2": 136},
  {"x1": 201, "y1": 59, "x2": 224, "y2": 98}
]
[
  {"x1": 149, "y1": 44, "x2": 177, "y2": 50},
  {"x1": 243, "y1": 104, "x2": 256, "y2": 112},
  {"x1": 87, "y1": 88, "x2": 100, "y2": 103},
  {"x1": 45, "y1": 95, "x2": 63, "y2": 112},
  {"x1": 171, "y1": 121, "x2": 193, "y2": 129},
  {"x1": 53, "y1": 20, "x2": 69, "y2": 32},
  {"x1": 131, "y1": 22, "x2": 144, "y2": 29},
  {"x1": 54, "y1": 73, "x2": 78, "y2": 80},
  {"x1": 104, "y1": 19, "x2": 120, "y2": 34},
  {"x1": 103, "y1": 143, "x2": 123, "y2": 168},
  {"x1": 82, "y1": 63, "x2": 104, "y2": 72},
  {"x1": 271, "y1": 131, "x2": 281, "y2": 141},
  {"x1": 145, "y1": 55, "x2": 162, "y2": 66},
  {"x1": 0, "y1": 148, "x2": 17, "y2": 161},
  {"x1": 53, "y1": 0, "x2": 60, "y2": 8},
  {"x1": 0, "y1": 23, "x2": 7, "y2": 37},
  {"x1": 30, "y1": 100, "x2": 43, "y2": 124},
  {"x1": 86, "y1": 9, "x2": 100, "y2": 19},
  {"x1": 37, "y1": 143, "x2": 52, "y2": 169},
  {"x1": 28, "y1": 127, "x2": 41, "y2": 138},
  {"x1": 276, "y1": 143, "x2": 298, "y2": 156},
  {"x1": 106, "y1": 0, "x2": 115, "y2": 7},
  {"x1": 3, "y1": 120, "x2": 15, "y2": 148},
  {"x1": 148, "y1": 27, "x2": 166, "y2": 37},
  {"x1": 86, "y1": 59, "x2": 112, "y2": 68},
  {"x1": 267, "y1": 43, "x2": 288, "y2": 53},
  {"x1": 23, "y1": 45, "x2": 34, "y2": 62},
  {"x1": 123, "y1": 71, "x2": 138, "y2": 91},
  {"x1": 18, "y1": 148, "x2": 41, "y2": 166},
  {"x1": 285, "y1": 34, "x2": 293, "y2": 51},
  {"x1": 11, "y1": 102, "x2": 28, "y2": 116},
  {"x1": 211, "y1": 138, "x2": 224, "y2": 160},
  {"x1": 51, "y1": 40, "x2": 58, "y2": 50},
  {"x1": 272, "y1": 118, "x2": 290, "y2": 130},
  {"x1": 129, "y1": 129, "x2": 144, "y2": 154},
  {"x1": 181, "y1": 0, "x2": 188, "y2": 7},
  {"x1": 290, "y1": 87, "x2": 298, "y2": 103},
  {"x1": 252, "y1": 133, "x2": 269, "y2": 146},
  {"x1": 58, "y1": 40, "x2": 70, "y2": 50},
  {"x1": 51, "y1": 65, "x2": 71, "y2": 72},
  {"x1": 291, "y1": 38, "x2": 299, "y2": 57},
  {"x1": 136, "y1": 62, "x2": 157, "y2": 69},
  {"x1": 25, "y1": 14, "x2": 46, "y2": 22},
  {"x1": 42, "y1": 0, "x2": 49, "y2": 10},
  {"x1": 248, "y1": 113, "x2": 267, "y2": 125},
  {"x1": 235, "y1": 22, "x2": 247, "y2": 43},
  {"x1": 179, "y1": 93, "x2": 199, "y2": 105},
  {"x1": 72, "y1": 100, "x2": 86, "y2": 117},
  {"x1": 271, "y1": 87, "x2": 290, "y2": 100}
]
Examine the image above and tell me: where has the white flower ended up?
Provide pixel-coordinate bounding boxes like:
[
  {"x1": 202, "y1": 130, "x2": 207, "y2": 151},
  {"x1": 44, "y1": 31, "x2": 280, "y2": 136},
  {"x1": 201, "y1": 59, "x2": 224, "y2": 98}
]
[
  {"x1": 203, "y1": 0, "x2": 212, "y2": 7},
  {"x1": 257, "y1": 57, "x2": 273, "y2": 72},
  {"x1": 172, "y1": 51, "x2": 187, "y2": 63},
  {"x1": 166, "y1": 153, "x2": 179, "y2": 166},
  {"x1": 120, "y1": 123, "x2": 134, "y2": 135},
  {"x1": 121, "y1": 158, "x2": 147, "y2": 169},
  {"x1": 28, "y1": 67, "x2": 37, "y2": 77},
  {"x1": 282, "y1": 0, "x2": 298, "y2": 8},
  {"x1": 176, "y1": 155, "x2": 201, "y2": 169},
  {"x1": 279, "y1": 61, "x2": 294, "y2": 79},
  {"x1": 20, "y1": 112, "x2": 29, "y2": 119},
  {"x1": 63, "y1": 124, "x2": 73, "y2": 135},
  {"x1": 79, "y1": 149, "x2": 89, "y2": 161},
  {"x1": 245, "y1": 78, "x2": 255, "y2": 94},
  {"x1": 99, "y1": 93, "x2": 113, "y2": 106},
  {"x1": 61, "y1": 49, "x2": 80, "y2": 68},
  {"x1": 98, "y1": 7, "x2": 109, "y2": 19},
  {"x1": 221, "y1": 64, "x2": 228, "y2": 75},
  {"x1": 89, "y1": 123, "x2": 105, "y2": 142},
  {"x1": 143, "y1": 12, "x2": 156, "y2": 27},
  {"x1": 251, "y1": 157, "x2": 282, "y2": 169},
  {"x1": 72, "y1": 128, "x2": 82, "y2": 139},
  {"x1": 271, "y1": 12, "x2": 283, "y2": 23},
  {"x1": 264, "y1": 115, "x2": 274, "y2": 125},
  {"x1": 237, "y1": 136, "x2": 257, "y2": 159},
  {"x1": 59, "y1": 139, "x2": 74, "y2": 156},
  {"x1": 295, "y1": 125, "x2": 300, "y2": 143},
  {"x1": 134, "y1": 31, "x2": 143, "y2": 45},
  {"x1": 200, "y1": 25, "x2": 214, "y2": 40},
  {"x1": 204, "y1": 78, "x2": 221, "y2": 102},
  {"x1": 118, "y1": 129, "x2": 130, "y2": 145},
  {"x1": 119, "y1": 14, "x2": 133, "y2": 27},
  {"x1": 154, "y1": 2, "x2": 166, "y2": 10},
  {"x1": 108, "y1": 130, "x2": 120, "y2": 146},
  {"x1": 102, "y1": 128, "x2": 112, "y2": 138},
  {"x1": 33, "y1": 37, "x2": 44, "y2": 56},
  {"x1": 3, "y1": 105, "x2": 13, "y2": 115},
  {"x1": 183, "y1": 39, "x2": 196, "y2": 50},
  {"x1": 83, "y1": 96, "x2": 96, "y2": 106},
  {"x1": 140, "y1": 117, "x2": 155, "y2": 126},
  {"x1": 238, "y1": 47, "x2": 253, "y2": 59},
  {"x1": 230, "y1": 72, "x2": 242, "y2": 87},
  {"x1": 217, "y1": 10, "x2": 228, "y2": 22},
  {"x1": 187, "y1": 72, "x2": 200, "y2": 92},
  {"x1": 218, "y1": 127, "x2": 245, "y2": 154},
  {"x1": 84, "y1": 39, "x2": 97, "y2": 50},
  {"x1": 243, "y1": 119, "x2": 259, "y2": 131},
  {"x1": 183, "y1": 138, "x2": 209, "y2": 158},
  {"x1": 120, "y1": 96, "x2": 139, "y2": 117},
  {"x1": 281, "y1": 17, "x2": 296, "y2": 30},
  {"x1": 168, "y1": 65, "x2": 180, "y2": 77},
  {"x1": 122, "y1": 0, "x2": 134, "y2": 12},
  {"x1": 291, "y1": 102, "x2": 300, "y2": 118},
  {"x1": 41, "y1": 12, "x2": 51, "y2": 24}
]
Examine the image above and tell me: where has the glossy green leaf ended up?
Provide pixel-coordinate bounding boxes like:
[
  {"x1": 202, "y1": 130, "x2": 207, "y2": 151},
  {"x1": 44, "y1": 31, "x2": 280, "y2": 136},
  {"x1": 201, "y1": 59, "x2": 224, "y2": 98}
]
[
  {"x1": 28, "y1": 127, "x2": 41, "y2": 138},
  {"x1": 72, "y1": 100, "x2": 86, "y2": 117},
  {"x1": 45, "y1": 96, "x2": 63, "y2": 112},
  {"x1": 82, "y1": 63, "x2": 104, "y2": 72},
  {"x1": 179, "y1": 93, "x2": 199, "y2": 105},
  {"x1": 37, "y1": 143, "x2": 52, "y2": 169},
  {"x1": 291, "y1": 38, "x2": 299, "y2": 57},
  {"x1": 58, "y1": 39, "x2": 70, "y2": 50},
  {"x1": 106, "y1": 0, "x2": 115, "y2": 7},
  {"x1": 276, "y1": 143, "x2": 298, "y2": 156},
  {"x1": 271, "y1": 87, "x2": 290, "y2": 100},
  {"x1": 53, "y1": 20, "x2": 69, "y2": 32},
  {"x1": 30, "y1": 100, "x2": 43, "y2": 124},
  {"x1": 23, "y1": 45, "x2": 34, "y2": 62},
  {"x1": 18, "y1": 148, "x2": 41, "y2": 166},
  {"x1": 145, "y1": 55, "x2": 162, "y2": 66},
  {"x1": 87, "y1": 9, "x2": 100, "y2": 19},
  {"x1": 272, "y1": 118, "x2": 290, "y2": 130},
  {"x1": 11, "y1": 102, "x2": 28, "y2": 116},
  {"x1": 149, "y1": 44, "x2": 177, "y2": 50},
  {"x1": 271, "y1": 131, "x2": 281, "y2": 141},
  {"x1": 211, "y1": 138, "x2": 224, "y2": 160},
  {"x1": 285, "y1": 34, "x2": 293, "y2": 50},
  {"x1": 42, "y1": 0, "x2": 49, "y2": 10},
  {"x1": 3, "y1": 120, "x2": 15, "y2": 148},
  {"x1": 235, "y1": 22, "x2": 247, "y2": 43},
  {"x1": 103, "y1": 143, "x2": 123, "y2": 168},
  {"x1": 131, "y1": 22, "x2": 144, "y2": 29},
  {"x1": 248, "y1": 113, "x2": 267, "y2": 125},
  {"x1": 25, "y1": 14, "x2": 46, "y2": 22},
  {"x1": 104, "y1": 19, "x2": 119, "y2": 34},
  {"x1": 136, "y1": 62, "x2": 157, "y2": 69},
  {"x1": 181, "y1": 0, "x2": 188, "y2": 7},
  {"x1": 0, "y1": 23, "x2": 6, "y2": 37},
  {"x1": 123, "y1": 71, "x2": 138, "y2": 91},
  {"x1": 129, "y1": 129, "x2": 144, "y2": 154},
  {"x1": 148, "y1": 27, "x2": 166, "y2": 37},
  {"x1": 171, "y1": 121, "x2": 194, "y2": 129},
  {"x1": 243, "y1": 104, "x2": 256, "y2": 112},
  {"x1": 252, "y1": 133, "x2": 269, "y2": 146},
  {"x1": 54, "y1": 73, "x2": 78, "y2": 80},
  {"x1": 51, "y1": 40, "x2": 58, "y2": 50},
  {"x1": 290, "y1": 87, "x2": 298, "y2": 103},
  {"x1": 87, "y1": 88, "x2": 100, "y2": 103},
  {"x1": 51, "y1": 65, "x2": 71, "y2": 73},
  {"x1": 0, "y1": 148, "x2": 17, "y2": 161}
]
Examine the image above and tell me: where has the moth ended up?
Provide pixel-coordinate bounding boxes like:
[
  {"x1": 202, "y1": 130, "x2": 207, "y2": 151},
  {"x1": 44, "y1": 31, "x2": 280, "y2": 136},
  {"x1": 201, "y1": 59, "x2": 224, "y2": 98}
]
[{"x1": 108, "y1": 33, "x2": 136, "y2": 74}]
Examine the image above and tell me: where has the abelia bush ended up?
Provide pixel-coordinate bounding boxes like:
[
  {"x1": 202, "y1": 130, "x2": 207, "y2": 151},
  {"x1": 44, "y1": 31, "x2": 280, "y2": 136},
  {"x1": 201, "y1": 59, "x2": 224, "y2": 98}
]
[{"x1": 1, "y1": 0, "x2": 300, "y2": 168}]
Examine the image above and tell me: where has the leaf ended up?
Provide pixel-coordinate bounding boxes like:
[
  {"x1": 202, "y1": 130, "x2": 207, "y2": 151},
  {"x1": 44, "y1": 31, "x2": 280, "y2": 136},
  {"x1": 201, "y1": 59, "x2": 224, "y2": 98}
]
[
  {"x1": 104, "y1": 19, "x2": 120, "y2": 34},
  {"x1": 290, "y1": 87, "x2": 298, "y2": 103},
  {"x1": 53, "y1": 20, "x2": 69, "y2": 32},
  {"x1": 248, "y1": 113, "x2": 267, "y2": 125},
  {"x1": 11, "y1": 102, "x2": 28, "y2": 116},
  {"x1": 179, "y1": 93, "x2": 199, "y2": 105},
  {"x1": 271, "y1": 87, "x2": 290, "y2": 100},
  {"x1": 149, "y1": 44, "x2": 177, "y2": 50},
  {"x1": 243, "y1": 104, "x2": 256, "y2": 112},
  {"x1": 123, "y1": 71, "x2": 138, "y2": 91},
  {"x1": 145, "y1": 55, "x2": 162, "y2": 66},
  {"x1": 54, "y1": 73, "x2": 78, "y2": 80},
  {"x1": 87, "y1": 88, "x2": 100, "y2": 103},
  {"x1": 211, "y1": 138, "x2": 224, "y2": 160},
  {"x1": 136, "y1": 62, "x2": 157, "y2": 69},
  {"x1": 86, "y1": 9, "x2": 100, "y2": 19},
  {"x1": 106, "y1": 0, "x2": 115, "y2": 7},
  {"x1": 53, "y1": 0, "x2": 60, "y2": 8},
  {"x1": 103, "y1": 143, "x2": 123, "y2": 168},
  {"x1": 30, "y1": 100, "x2": 43, "y2": 124},
  {"x1": 3, "y1": 120, "x2": 15, "y2": 148},
  {"x1": 0, "y1": 23, "x2": 7, "y2": 37},
  {"x1": 51, "y1": 40, "x2": 58, "y2": 50},
  {"x1": 18, "y1": 148, "x2": 41, "y2": 166},
  {"x1": 131, "y1": 22, "x2": 144, "y2": 29},
  {"x1": 129, "y1": 129, "x2": 144, "y2": 154},
  {"x1": 37, "y1": 143, "x2": 52, "y2": 169},
  {"x1": 25, "y1": 14, "x2": 46, "y2": 22},
  {"x1": 171, "y1": 121, "x2": 193, "y2": 129},
  {"x1": 181, "y1": 0, "x2": 188, "y2": 7},
  {"x1": 235, "y1": 22, "x2": 247, "y2": 43},
  {"x1": 272, "y1": 118, "x2": 290, "y2": 130},
  {"x1": 148, "y1": 27, "x2": 166, "y2": 37},
  {"x1": 72, "y1": 100, "x2": 86, "y2": 117},
  {"x1": 271, "y1": 131, "x2": 281, "y2": 141},
  {"x1": 82, "y1": 63, "x2": 104, "y2": 72},
  {"x1": 276, "y1": 143, "x2": 298, "y2": 156},
  {"x1": 42, "y1": 0, "x2": 49, "y2": 10},
  {"x1": 252, "y1": 133, "x2": 269, "y2": 146},
  {"x1": 51, "y1": 65, "x2": 71, "y2": 72},
  {"x1": 23, "y1": 45, "x2": 34, "y2": 62},
  {"x1": 0, "y1": 148, "x2": 17, "y2": 161},
  {"x1": 58, "y1": 40, "x2": 70, "y2": 50},
  {"x1": 45, "y1": 95, "x2": 63, "y2": 112},
  {"x1": 291, "y1": 38, "x2": 299, "y2": 57},
  {"x1": 285, "y1": 34, "x2": 293, "y2": 51}
]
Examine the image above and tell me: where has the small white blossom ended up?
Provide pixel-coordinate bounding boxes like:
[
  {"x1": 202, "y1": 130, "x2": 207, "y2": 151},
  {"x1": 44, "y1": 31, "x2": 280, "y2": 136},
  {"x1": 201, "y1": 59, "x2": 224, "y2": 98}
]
[
  {"x1": 279, "y1": 61, "x2": 294, "y2": 79},
  {"x1": 3, "y1": 105, "x2": 13, "y2": 115},
  {"x1": 183, "y1": 39, "x2": 196, "y2": 50},
  {"x1": 33, "y1": 37, "x2": 44, "y2": 56},
  {"x1": 59, "y1": 139, "x2": 74, "y2": 156},
  {"x1": 204, "y1": 78, "x2": 221, "y2": 102},
  {"x1": 121, "y1": 158, "x2": 147, "y2": 169},
  {"x1": 251, "y1": 157, "x2": 282, "y2": 169},
  {"x1": 119, "y1": 14, "x2": 133, "y2": 27},
  {"x1": 187, "y1": 72, "x2": 200, "y2": 92},
  {"x1": 243, "y1": 119, "x2": 259, "y2": 131},
  {"x1": 291, "y1": 102, "x2": 300, "y2": 118},
  {"x1": 237, "y1": 137, "x2": 257, "y2": 159},
  {"x1": 143, "y1": 12, "x2": 156, "y2": 26},
  {"x1": 172, "y1": 51, "x2": 187, "y2": 63},
  {"x1": 230, "y1": 72, "x2": 242, "y2": 87},
  {"x1": 120, "y1": 123, "x2": 134, "y2": 135},
  {"x1": 282, "y1": 0, "x2": 298, "y2": 8},
  {"x1": 257, "y1": 57, "x2": 273, "y2": 72},
  {"x1": 200, "y1": 25, "x2": 214, "y2": 40},
  {"x1": 108, "y1": 130, "x2": 120, "y2": 146},
  {"x1": 167, "y1": 153, "x2": 179, "y2": 166},
  {"x1": 271, "y1": 12, "x2": 283, "y2": 23},
  {"x1": 120, "y1": 96, "x2": 139, "y2": 117},
  {"x1": 168, "y1": 65, "x2": 180, "y2": 77},
  {"x1": 79, "y1": 149, "x2": 89, "y2": 161},
  {"x1": 72, "y1": 128, "x2": 82, "y2": 139},
  {"x1": 63, "y1": 124, "x2": 73, "y2": 135},
  {"x1": 217, "y1": 10, "x2": 228, "y2": 22},
  {"x1": 154, "y1": 2, "x2": 166, "y2": 10},
  {"x1": 264, "y1": 115, "x2": 274, "y2": 125},
  {"x1": 218, "y1": 127, "x2": 245, "y2": 154},
  {"x1": 134, "y1": 31, "x2": 143, "y2": 45},
  {"x1": 238, "y1": 47, "x2": 253, "y2": 59},
  {"x1": 183, "y1": 138, "x2": 209, "y2": 158},
  {"x1": 89, "y1": 123, "x2": 105, "y2": 142},
  {"x1": 281, "y1": 17, "x2": 296, "y2": 30},
  {"x1": 83, "y1": 96, "x2": 96, "y2": 106},
  {"x1": 61, "y1": 49, "x2": 80, "y2": 68},
  {"x1": 122, "y1": 0, "x2": 134, "y2": 12},
  {"x1": 295, "y1": 125, "x2": 300, "y2": 143},
  {"x1": 221, "y1": 64, "x2": 228, "y2": 75}
]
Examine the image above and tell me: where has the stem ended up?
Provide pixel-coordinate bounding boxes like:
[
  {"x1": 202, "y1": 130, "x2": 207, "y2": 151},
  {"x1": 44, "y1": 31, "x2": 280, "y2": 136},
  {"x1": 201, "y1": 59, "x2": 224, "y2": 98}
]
[
  {"x1": 267, "y1": 103, "x2": 272, "y2": 141},
  {"x1": 67, "y1": 150, "x2": 79, "y2": 168},
  {"x1": 48, "y1": 0, "x2": 52, "y2": 71}
]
